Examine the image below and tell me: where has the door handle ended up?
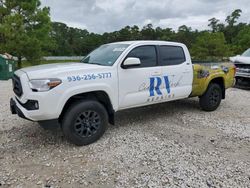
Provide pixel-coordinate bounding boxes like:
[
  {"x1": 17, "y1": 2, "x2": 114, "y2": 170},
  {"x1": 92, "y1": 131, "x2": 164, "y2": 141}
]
[
  {"x1": 151, "y1": 71, "x2": 162, "y2": 76},
  {"x1": 182, "y1": 68, "x2": 190, "y2": 73}
]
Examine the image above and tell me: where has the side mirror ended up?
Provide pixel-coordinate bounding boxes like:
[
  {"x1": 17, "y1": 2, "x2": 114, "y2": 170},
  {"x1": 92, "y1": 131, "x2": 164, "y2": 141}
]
[{"x1": 122, "y1": 57, "x2": 141, "y2": 68}]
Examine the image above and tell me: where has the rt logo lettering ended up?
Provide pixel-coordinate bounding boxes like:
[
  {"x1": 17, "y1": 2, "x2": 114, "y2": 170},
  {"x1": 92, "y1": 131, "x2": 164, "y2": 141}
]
[{"x1": 149, "y1": 76, "x2": 170, "y2": 96}]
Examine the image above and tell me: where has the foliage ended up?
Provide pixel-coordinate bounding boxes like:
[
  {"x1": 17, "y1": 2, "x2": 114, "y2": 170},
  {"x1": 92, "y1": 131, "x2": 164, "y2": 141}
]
[
  {"x1": 191, "y1": 32, "x2": 230, "y2": 60},
  {"x1": 0, "y1": 0, "x2": 53, "y2": 68},
  {"x1": 22, "y1": 59, "x2": 79, "y2": 68},
  {"x1": 48, "y1": 9, "x2": 249, "y2": 62},
  {"x1": 225, "y1": 9, "x2": 242, "y2": 27},
  {"x1": 208, "y1": 18, "x2": 220, "y2": 33},
  {"x1": 0, "y1": 6, "x2": 250, "y2": 67},
  {"x1": 233, "y1": 27, "x2": 250, "y2": 54}
]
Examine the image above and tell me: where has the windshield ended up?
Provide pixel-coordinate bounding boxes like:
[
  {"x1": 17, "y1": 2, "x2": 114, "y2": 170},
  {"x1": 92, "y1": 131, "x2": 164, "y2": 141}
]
[
  {"x1": 81, "y1": 43, "x2": 130, "y2": 66},
  {"x1": 242, "y1": 49, "x2": 250, "y2": 57}
]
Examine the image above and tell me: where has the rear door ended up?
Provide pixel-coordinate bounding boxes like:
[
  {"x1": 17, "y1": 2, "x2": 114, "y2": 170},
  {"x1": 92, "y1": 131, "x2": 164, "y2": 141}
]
[{"x1": 158, "y1": 45, "x2": 193, "y2": 100}]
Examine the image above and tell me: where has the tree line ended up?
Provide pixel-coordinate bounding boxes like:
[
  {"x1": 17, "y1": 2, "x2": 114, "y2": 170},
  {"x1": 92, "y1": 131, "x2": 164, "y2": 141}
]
[
  {"x1": 0, "y1": 0, "x2": 250, "y2": 68},
  {"x1": 50, "y1": 9, "x2": 250, "y2": 60}
]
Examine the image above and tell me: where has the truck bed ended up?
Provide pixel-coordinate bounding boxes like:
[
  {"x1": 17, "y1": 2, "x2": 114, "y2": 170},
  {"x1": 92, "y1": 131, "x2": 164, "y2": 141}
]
[{"x1": 190, "y1": 61, "x2": 235, "y2": 97}]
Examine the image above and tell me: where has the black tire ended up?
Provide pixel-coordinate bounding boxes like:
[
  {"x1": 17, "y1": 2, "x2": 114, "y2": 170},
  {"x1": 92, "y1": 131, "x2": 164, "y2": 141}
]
[
  {"x1": 62, "y1": 100, "x2": 108, "y2": 146},
  {"x1": 199, "y1": 83, "x2": 222, "y2": 111}
]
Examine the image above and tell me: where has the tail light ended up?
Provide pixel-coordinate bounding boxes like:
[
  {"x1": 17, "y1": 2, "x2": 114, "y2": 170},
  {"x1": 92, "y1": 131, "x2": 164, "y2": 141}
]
[{"x1": 233, "y1": 65, "x2": 236, "y2": 76}]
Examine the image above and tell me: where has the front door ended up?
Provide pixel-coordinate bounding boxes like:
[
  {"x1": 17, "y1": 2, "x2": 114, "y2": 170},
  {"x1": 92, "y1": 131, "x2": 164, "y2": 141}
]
[{"x1": 118, "y1": 45, "x2": 163, "y2": 109}]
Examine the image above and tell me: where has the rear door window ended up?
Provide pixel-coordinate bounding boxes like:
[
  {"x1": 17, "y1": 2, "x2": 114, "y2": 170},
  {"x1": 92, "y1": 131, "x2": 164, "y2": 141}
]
[{"x1": 159, "y1": 46, "x2": 186, "y2": 66}]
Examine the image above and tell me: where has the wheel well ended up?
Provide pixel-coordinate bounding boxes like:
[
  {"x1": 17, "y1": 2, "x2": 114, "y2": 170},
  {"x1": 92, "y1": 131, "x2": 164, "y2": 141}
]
[
  {"x1": 59, "y1": 91, "x2": 115, "y2": 125},
  {"x1": 210, "y1": 77, "x2": 225, "y2": 99}
]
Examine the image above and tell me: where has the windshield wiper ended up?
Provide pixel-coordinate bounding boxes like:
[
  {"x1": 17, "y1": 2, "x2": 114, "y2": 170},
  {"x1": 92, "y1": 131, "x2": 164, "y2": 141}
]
[{"x1": 83, "y1": 62, "x2": 107, "y2": 66}]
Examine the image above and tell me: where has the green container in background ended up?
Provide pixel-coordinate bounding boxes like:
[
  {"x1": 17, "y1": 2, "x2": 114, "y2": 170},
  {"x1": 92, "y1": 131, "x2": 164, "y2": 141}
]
[{"x1": 0, "y1": 55, "x2": 17, "y2": 80}]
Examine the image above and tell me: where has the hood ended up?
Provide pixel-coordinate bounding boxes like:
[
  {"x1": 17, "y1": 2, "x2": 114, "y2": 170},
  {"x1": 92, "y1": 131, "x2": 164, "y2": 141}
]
[
  {"x1": 230, "y1": 56, "x2": 250, "y2": 64},
  {"x1": 20, "y1": 62, "x2": 106, "y2": 79}
]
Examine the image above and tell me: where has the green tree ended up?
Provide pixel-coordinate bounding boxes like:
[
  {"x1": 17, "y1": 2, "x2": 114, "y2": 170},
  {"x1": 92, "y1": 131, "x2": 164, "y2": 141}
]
[
  {"x1": 225, "y1": 9, "x2": 242, "y2": 27},
  {"x1": 223, "y1": 9, "x2": 244, "y2": 44},
  {"x1": 141, "y1": 24, "x2": 157, "y2": 40},
  {"x1": 173, "y1": 25, "x2": 196, "y2": 49},
  {"x1": 0, "y1": 0, "x2": 53, "y2": 68},
  {"x1": 50, "y1": 22, "x2": 73, "y2": 56},
  {"x1": 117, "y1": 26, "x2": 133, "y2": 41},
  {"x1": 208, "y1": 18, "x2": 220, "y2": 32},
  {"x1": 191, "y1": 32, "x2": 230, "y2": 60},
  {"x1": 233, "y1": 26, "x2": 250, "y2": 54},
  {"x1": 130, "y1": 25, "x2": 141, "y2": 40},
  {"x1": 45, "y1": 9, "x2": 250, "y2": 60},
  {"x1": 159, "y1": 28, "x2": 174, "y2": 41}
]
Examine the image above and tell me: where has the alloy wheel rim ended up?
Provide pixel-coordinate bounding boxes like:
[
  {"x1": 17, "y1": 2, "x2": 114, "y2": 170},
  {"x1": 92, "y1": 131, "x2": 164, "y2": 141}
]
[
  {"x1": 209, "y1": 89, "x2": 220, "y2": 106},
  {"x1": 74, "y1": 110, "x2": 101, "y2": 137}
]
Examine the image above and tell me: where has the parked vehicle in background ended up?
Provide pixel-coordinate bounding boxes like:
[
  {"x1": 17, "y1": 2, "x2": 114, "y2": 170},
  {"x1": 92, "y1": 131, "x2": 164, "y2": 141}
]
[
  {"x1": 10, "y1": 41, "x2": 235, "y2": 146},
  {"x1": 230, "y1": 49, "x2": 250, "y2": 85},
  {"x1": 0, "y1": 54, "x2": 16, "y2": 80}
]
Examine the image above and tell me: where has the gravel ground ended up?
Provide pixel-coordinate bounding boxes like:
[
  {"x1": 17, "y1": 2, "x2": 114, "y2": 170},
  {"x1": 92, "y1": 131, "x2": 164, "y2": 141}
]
[{"x1": 0, "y1": 80, "x2": 250, "y2": 188}]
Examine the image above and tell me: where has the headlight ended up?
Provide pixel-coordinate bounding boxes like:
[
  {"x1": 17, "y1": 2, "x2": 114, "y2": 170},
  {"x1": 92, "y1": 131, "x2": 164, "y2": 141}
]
[{"x1": 29, "y1": 78, "x2": 62, "y2": 92}]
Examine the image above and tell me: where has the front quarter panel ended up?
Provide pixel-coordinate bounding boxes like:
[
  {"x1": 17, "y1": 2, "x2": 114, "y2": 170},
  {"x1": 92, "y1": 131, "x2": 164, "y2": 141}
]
[
  {"x1": 55, "y1": 67, "x2": 118, "y2": 118},
  {"x1": 13, "y1": 65, "x2": 117, "y2": 121}
]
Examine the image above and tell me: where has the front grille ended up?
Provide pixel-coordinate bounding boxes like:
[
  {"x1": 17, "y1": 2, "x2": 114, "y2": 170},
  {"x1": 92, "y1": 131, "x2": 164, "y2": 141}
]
[
  {"x1": 237, "y1": 68, "x2": 250, "y2": 73},
  {"x1": 12, "y1": 75, "x2": 23, "y2": 97},
  {"x1": 234, "y1": 62, "x2": 250, "y2": 69}
]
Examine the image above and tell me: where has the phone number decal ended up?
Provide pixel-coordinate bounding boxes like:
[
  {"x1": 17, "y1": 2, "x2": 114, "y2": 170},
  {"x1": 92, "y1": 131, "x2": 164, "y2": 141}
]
[{"x1": 67, "y1": 73, "x2": 112, "y2": 82}]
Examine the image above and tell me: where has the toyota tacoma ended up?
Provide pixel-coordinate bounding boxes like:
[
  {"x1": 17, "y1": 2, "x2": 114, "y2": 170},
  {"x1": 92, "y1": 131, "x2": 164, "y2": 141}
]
[{"x1": 10, "y1": 41, "x2": 236, "y2": 146}]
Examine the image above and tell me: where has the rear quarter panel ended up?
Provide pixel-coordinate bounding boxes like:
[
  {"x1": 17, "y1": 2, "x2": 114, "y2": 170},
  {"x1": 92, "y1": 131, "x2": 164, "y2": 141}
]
[{"x1": 191, "y1": 62, "x2": 235, "y2": 97}]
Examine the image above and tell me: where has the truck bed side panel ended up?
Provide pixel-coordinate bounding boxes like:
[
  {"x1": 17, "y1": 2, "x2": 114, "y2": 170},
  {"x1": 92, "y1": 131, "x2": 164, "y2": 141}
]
[{"x1": 191, "y1": 62, "x2": 235, "y2": 97}]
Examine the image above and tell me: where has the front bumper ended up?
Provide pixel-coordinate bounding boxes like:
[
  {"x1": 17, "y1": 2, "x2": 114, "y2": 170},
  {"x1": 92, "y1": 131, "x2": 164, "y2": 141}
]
[
  {"x1": 10, "y1": 97, "x2": 49, "y2": 121},
  {"x1": 10, "y1": 98, "x2": 32, "y2": 121},
  {"x1": 10, "y1": 98, "x2": 60, "y2": 129}
]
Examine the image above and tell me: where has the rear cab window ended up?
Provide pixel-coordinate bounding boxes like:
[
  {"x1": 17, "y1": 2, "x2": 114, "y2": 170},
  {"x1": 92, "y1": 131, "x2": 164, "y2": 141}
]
[{"x1": 159, "y1": 46, "x2": 186, "y2": 66}]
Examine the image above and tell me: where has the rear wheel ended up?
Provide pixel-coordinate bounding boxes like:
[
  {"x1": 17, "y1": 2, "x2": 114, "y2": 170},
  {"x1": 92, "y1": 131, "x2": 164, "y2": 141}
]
[
  {"x1": 199, "y1": 83, "x2": 222, "y2": 111},
  {"x1": 62, "y1": 100, "x2": 108, "y2": 146}
]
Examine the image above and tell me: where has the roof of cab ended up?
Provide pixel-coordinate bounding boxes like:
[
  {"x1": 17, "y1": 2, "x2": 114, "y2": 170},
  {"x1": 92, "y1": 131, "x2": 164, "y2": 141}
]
[{"x1": 109, "y1": 40, "x2": 185, "y2": 47}]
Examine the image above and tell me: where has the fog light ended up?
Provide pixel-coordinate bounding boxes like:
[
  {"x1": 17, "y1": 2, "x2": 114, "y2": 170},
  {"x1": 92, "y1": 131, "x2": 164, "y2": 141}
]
[
  {"x1": 16, "y1": 98, "x2": 39, "y2": 111},
  {"x1": 34, "y1": 102, "x2": 39, "y2": 109},
  {"x1": 25, "y1": 100, "x2": 39, "y2": 110}
]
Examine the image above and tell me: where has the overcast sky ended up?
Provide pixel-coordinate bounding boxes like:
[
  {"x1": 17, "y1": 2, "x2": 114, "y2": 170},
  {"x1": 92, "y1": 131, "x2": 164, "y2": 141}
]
[{"x1": 40, "y1": 0, "x2": 250, "y2": 34}]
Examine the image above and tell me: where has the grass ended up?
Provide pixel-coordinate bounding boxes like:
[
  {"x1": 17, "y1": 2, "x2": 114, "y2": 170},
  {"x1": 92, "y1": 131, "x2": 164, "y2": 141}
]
[{"x1": 21, "y1": 60, "x2": 80, "y2": 68}]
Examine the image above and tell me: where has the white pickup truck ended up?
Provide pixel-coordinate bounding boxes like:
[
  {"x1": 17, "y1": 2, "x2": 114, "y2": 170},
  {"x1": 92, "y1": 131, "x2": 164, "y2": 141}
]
[
  {"x1": 10, "y1": 41, "x2": 235, "y2": 146},
  {"x1": 230, "y1": 48, "x2": 250, "y2": 85}
]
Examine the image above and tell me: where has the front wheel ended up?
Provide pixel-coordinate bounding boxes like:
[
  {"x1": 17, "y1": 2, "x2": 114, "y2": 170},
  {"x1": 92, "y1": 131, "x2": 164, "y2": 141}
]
[
  {"x1": 62, "y1": 100, "x2": 108, "y2": 146},
  {"x1": 199, "y1": 83, "x2": 222, "y2": 111}
]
